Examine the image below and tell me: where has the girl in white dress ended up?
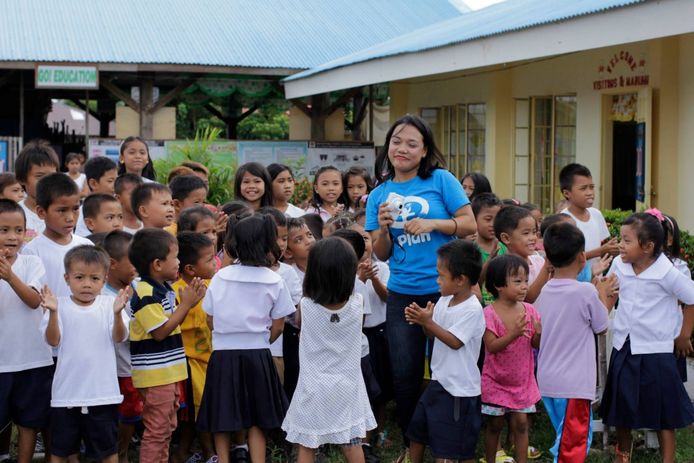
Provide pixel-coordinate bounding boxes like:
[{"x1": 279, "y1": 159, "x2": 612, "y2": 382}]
[{"x1": 282, "y1": 237, "x2": 376, "y2": 463}]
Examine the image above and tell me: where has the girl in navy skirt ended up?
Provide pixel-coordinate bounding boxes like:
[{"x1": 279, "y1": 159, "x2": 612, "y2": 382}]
[
  {"x1": 600, "y1": 212, "x2": 694, "y2": 462},
  {"x1": 197, "y1": 215, "x2": 296, "y2": 463}
]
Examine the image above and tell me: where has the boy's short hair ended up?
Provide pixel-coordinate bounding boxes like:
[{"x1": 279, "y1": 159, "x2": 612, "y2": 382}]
[
  {"x1": 178, "y1": 206, "x2": 215, "y2": 232},
  {"x1": 169, "y1": 174, "x2": 207, "y2": 201},
  {"x1": 83, "y1": 193, "x2": 120, "y2": 219},
  {"x1": 493, "y1": 205, "x2": 533, "y2": 241},
  {"x1": 36, "y1": 173, "x2": 79, "y2": 210},
  {"x1": 302, "y1": 213, "x2": 324, "y2": 240},
  {"x1": 331, "y1": 228, "x2": 365, "y2": 259},
  {"x1": 64, "y1": 245, "x2": 109, "y2": 274},
  {"x1": 177, "y1": 231, "x2": 214, "y2": 272},
  {"x1": 166, "y1": 166, "x2": 195, "y2": 184},
  {"x1": 102, "y1": 230, "x2": 133, "y2": 260},
  {"x1": 437, "y1": 239, "x2": 482, "y2": 285},
  {"x1": 14, "y1": 140, "x2": 60, "y2": 182},
  {"x1": 559, "y1": 163, "x2": 592, "y2": 192},
  {"x1": 86, "y1": 232, "x2": 108, "y2": 247},
  {"x1": 543, "y1": 222, "x2": 585, "y2": 268},
  {"x1": 539, "y1": 213, "x2": 572, "y2": 236},
  {"x1": 0, "y1": 198, "x2": 25, "y2": 224},
  {"x1": 181, "y1": 161, "x2": 209, "y2": 176},
  {"x1": 485, "y1": 254, "x2": 529, "y2": 299},
  {"x1": 0, "y1": 173, "x2": 20, "y2": 191},
  {"x1": 256, "y1": 206, "x2": 287, "y2": 227},
  {"x1": 114, "y1": 173, "x2": 144, "y2": 195},
  {"x1": 131, "y1": 183, "x2": 171, "y2": 221},
  {"x1": 84, "y1": 157, "x2": 117, "y2": 184},
  {"x1": 471, "y1": 192, "x2": 502, "y2": 218},
  {"x1": 303, "y1": 237, "x2": 357, "y2": 306},
  {"x1": 129, "y1": 228, "x2": 177, "y2": 277},
  {"x1": 287, "y1": 217, "x2": 307, "y2": 232}
]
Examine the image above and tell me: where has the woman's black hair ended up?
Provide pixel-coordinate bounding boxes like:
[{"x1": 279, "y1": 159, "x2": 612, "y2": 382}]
[
  {"x1": 623, "y1": 212, "x2": 664, "y2": 258},
  {"x1": 310, "y1": 165, "x2": 343, "y2": 209},
  {"x1": 341, "y1": 166, "x2": 373, "y2": 210},
  {"x1": 303, "y1": 237, "x2": 357, "y2": 306},
  {"x1": 267, "y1": 163, "x2": 294, "y2": 182},
  {"x1": 375, "y1": 114, "x2": 446, "y2": 183},
  {"x1": 462, "y1": 172, "x2": 492, "y2": 199},
  {"x1": 224, "y1": 214, "x2": 279, "y2": 267},
  {"x1": 118, "y1": 136, "x2": 156, "y2": 181},
  {"x1": 234, "y1": 162, "x2": 273, "y2": 208},
  {"x1": 331, "y1": 228, "x2": 365, "y2": 260},
  {"x1": 484, "y1": 254, "x2": 529, "y2": 299}
]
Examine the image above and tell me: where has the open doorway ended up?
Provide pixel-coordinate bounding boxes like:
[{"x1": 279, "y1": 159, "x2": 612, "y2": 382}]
[{"x1": 611, "y1": 120, "x2": 638, "y2": 211}]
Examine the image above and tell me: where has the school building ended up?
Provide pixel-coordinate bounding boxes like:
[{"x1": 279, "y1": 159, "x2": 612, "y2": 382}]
[{"x1": 284, "y1": 0, "x2": 694, "y2": 229}]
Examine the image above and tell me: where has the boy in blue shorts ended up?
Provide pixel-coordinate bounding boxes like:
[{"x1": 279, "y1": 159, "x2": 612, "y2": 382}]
[{"x1": 404, "y1": 240, "x2": 486, "y2": 463}]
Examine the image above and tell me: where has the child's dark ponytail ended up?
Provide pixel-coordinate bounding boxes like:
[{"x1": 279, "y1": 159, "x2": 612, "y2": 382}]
[{"x1": 226, "y1": 214, "x2": 280, "y2": 267}]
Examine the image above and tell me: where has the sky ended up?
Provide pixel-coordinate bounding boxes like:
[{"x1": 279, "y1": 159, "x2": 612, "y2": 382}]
[{"x1": 460, "y1": 0, "x2": 506, "y2": 10}]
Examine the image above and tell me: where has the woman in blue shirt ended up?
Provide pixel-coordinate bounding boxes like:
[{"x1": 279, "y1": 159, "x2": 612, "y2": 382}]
[{"x1": 365, "y1": 114, "x2": 476, "y2": 448}]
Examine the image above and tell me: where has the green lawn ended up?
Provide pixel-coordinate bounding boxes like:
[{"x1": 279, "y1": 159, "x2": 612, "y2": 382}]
[
  {"x1": 273, "y1": 401, "x2": 694, "y2": 463},
  {"x1": 15, "y1": 402, "x2": 694, "y2": 462}
]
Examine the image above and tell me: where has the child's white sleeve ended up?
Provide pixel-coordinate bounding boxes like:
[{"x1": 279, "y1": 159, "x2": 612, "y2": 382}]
[
  {"x1": 24, "y1": 255, "x2": 46, "y2": 290},
  {"x1": 271, "y1": 281, "x2": 296, "y2": 320},
  {"x1": 669, "y1": 269, "x2": 694, "y2": 305}
]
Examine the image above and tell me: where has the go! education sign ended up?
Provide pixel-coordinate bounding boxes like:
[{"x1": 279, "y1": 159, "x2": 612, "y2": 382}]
[{"x1": 35, "y1": 64, "x2": 99, "y2": 90}]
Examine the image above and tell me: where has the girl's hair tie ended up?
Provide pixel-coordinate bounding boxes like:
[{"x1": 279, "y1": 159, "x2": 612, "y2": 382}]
[{"x1": 644, "y1": 208, "x2": 665, "y2": 223}]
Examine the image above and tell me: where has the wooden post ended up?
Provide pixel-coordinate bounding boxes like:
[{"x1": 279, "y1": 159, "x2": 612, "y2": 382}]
[
  {"x1": 139, "y1": 77, "x2": 154, "y2": 138},
  {"x1": 84, "y1": 90, "x2": 90, "y2": 155},
  {"x1": 310, "y1": 93, "x2": 328, "y2": 141},
  {"x1": 368, "y1": 85, "x2": 374, "y2": 142},
  {"x1": 19, "y1": 71, "x2": 24, "y2": 142}
]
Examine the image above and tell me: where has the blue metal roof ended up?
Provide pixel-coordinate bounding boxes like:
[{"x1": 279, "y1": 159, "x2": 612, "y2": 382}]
[
  {"x1": 0, "y1": 0, "x2": 463, "y2": 70},
  {"x1": 285, "y1": 0, "x2": 643, "y2": 80}
]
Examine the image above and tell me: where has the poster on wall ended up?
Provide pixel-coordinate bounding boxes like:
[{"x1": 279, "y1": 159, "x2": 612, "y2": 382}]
[
  {"x1": 89, "y1": 138, "x2": 167, "y2": 164},
  {"x1": 0, "y1": 141, "x2": 7, "y2": 172},
  {"x1": 237, "y1": 141, "x2": 308, "y2": 177},
  {"x1": 306, "y1": 142, "x2": 375, "y2": 179},
  {"x1": 635, "y1": 122, "x2": 646, "y2": 203}
]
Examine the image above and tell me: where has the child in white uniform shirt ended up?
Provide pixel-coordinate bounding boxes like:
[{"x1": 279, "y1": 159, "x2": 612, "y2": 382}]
[
  {"x1": 600, "y1": 212, "x2": 694, "y2": 463},
  {"x1": 22, "y1": 173, "x2": 93, "y2": 297},
  {"x1": 0, "y1": 200, "x2": 50, "y2": 463},
  {"x1": 404, "y1": 240, "x2": 485, "y2": 463},
  {"x1": 40, "y1": 246, "x2": 131, "y2": 463},
  {"x1": 197, "y1": 215, "x2": 295, "y2": 463},
  {"x1": 14, "y1": 140, "x2": 60, "y2": 241}
]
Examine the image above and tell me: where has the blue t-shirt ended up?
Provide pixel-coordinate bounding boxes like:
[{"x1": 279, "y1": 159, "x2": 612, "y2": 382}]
[
  {"x1": 365, "y1": 169, "x2": 470, "y2": 295},
  {"x1": 577, "y1": 262, "x2": 592, "y2": 283}
]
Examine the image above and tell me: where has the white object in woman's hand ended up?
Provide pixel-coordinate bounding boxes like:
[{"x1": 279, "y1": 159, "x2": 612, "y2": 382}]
[{"x1": 377, "y1": 202, "x2": 395, "y2": 229}]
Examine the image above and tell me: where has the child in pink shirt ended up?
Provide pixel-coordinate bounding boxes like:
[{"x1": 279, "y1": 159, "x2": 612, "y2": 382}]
[{"x1": 482, "y1": 255, "x2": 541, "y2": 463}]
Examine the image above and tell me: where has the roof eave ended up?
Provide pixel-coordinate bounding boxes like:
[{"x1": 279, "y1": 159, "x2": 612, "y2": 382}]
[
  {"x1": 284, "y1": 0, "x2": 694, "y2": 98},
  {"x1": 0, "y1": 61, "x2": 305, "y2": 76}
]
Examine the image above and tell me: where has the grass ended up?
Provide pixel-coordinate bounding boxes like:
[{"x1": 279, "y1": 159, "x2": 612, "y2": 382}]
[
  {"x1": 263, "y1": 402, "x2": 694, "y2": 463},
  {"x1": 14, "y1": 402, "x2": 694, "y2": 462}
]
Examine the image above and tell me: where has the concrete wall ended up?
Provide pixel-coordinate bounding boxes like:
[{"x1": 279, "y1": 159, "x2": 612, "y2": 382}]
[{"x1": 390, "y1": 34, "x2": 694, "y2": 228}]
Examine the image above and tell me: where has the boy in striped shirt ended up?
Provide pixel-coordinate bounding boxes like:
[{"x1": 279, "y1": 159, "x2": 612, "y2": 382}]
[{"x1": 128, "y1": 229, "x2": 205, "y2": 463}]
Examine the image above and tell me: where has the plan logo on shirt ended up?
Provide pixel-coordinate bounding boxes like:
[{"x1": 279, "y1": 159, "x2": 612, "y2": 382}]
[
  {"x1": 387, "y1": 194, "x2": 429, "y2": 229},
  {"x1": 385, "y1": 193, "x2": 433, "y2": 248}
]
